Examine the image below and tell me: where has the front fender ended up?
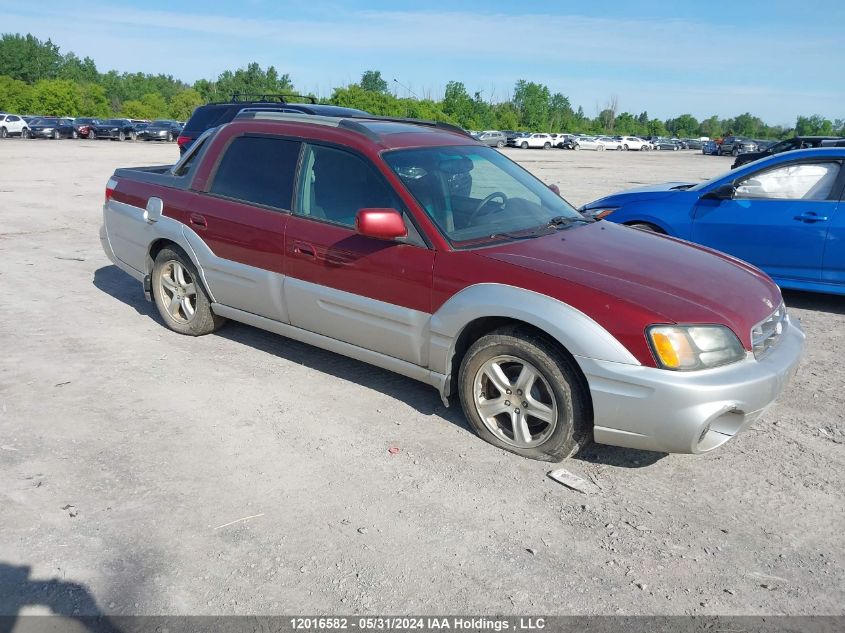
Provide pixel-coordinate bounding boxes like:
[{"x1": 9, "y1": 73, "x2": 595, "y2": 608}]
[{"x1": 428, "y1": 284, "x2": 640, "y2": 391}]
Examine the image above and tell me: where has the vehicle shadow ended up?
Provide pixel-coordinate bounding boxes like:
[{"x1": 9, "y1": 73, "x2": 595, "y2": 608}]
[
  {"x1": 92, "y1": 265, "x2": 469, "y2": 425},
  {"x1": 93, "y1": 265, "x2": 664, "y2": 467},
  {"x1": 575, "y1": 444, "x2": 666, "y2": 468},
  {"x1": 0, "y1": 562, "x2": 120, "y2": 632},
  {"x1": 782, "y1": 289, "x2": 845, "y2": 315}
]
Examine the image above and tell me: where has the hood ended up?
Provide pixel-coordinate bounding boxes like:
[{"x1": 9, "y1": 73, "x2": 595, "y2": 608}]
[
  {"x1": 581, "y1": 181, "x2": 694, "y2": 209},
  {"x1": 478, "y1": 222, "x2": 781, "y2": 351}
]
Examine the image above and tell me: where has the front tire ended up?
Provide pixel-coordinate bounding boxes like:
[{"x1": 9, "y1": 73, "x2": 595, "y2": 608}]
[
  {"x1": 458, "y1": 327, "x2": 591, "y2": 461},
  {"x1": 152, "y1": 246, "x2": 226, "y2": 336},
  {"x1": 52, "y1": 129, "x2": 60, "y2": 140},
  {"x1": 0, "y1": 127, "x2": 7, "y2": 138},
  {"x1": 520, "y1": 141, "x2": 528, "y2": 149}
]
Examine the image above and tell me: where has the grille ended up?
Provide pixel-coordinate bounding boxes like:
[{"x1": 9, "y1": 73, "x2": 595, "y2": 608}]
[{"x1": 752, "y1": 303, "x2": 787, "y2": 359}]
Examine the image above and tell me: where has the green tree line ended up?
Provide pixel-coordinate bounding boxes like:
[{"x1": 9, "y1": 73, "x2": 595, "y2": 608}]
[{"x1": 1, "y1": 33, "x2": 842, "y2": 139}]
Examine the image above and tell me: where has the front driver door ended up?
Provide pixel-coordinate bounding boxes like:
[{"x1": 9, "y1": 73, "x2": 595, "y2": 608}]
[
  {"x1": 691, "y1": 159, "x2": 842, "y2": 283},
  {"x1": 283, "y1": 143, "x2": 435, "y2": 366}
]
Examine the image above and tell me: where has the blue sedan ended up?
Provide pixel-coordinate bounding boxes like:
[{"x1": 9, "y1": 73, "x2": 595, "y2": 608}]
[{"x1": 581, "y1": 148, "x2": 845, "y2": 295}]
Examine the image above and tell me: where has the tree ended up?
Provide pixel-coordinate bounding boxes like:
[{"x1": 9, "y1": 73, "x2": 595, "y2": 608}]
[
  {"x1": 441, "y1": 81, "x2": 476, "y2": 128},
  {"x1": 30, "y1": 79, "x2": 82, "y2": 115},
  {"x1": 359, "y1": 70, "x2": 389, "y2": 94},
  {"x1": 0, "y1": 75, "x2": 32, "y2": 112},
  {"x1": 0, "y1": 34, "x2": 62, "y2": 83},
  {"x1": 699, "y1": 115, "x2": 722, "y2": 139},
  {"x1": 78, "y1": 83, "x2": 110, "y2": 118},
  {"x1": 513, "y1": 80, "x2": 551, "y2": 130},
  {"x1": 665, "y1": 113, "x2": 699, "y2": 137},
  {"x1": 59, "y1": 53, "x2": 98, "y2": 83},
  {"x1": 795, "y1": 114, "x2": 834, "y2": 136},
  {"x1": 598, "y1": 95, "x2": 619, "y2": 132},
  {"x1": 201, "y1": 62, "x2": 294, "y2": 101},
  {"x1": 169, "y1": 89, "x2": 204, "y2": 120}
]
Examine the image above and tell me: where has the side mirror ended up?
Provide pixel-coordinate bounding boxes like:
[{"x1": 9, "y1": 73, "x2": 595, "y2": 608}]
[
  {"x1": 702, "y1": 183, "x2": 736, "y2": 200},
  {"x1": 355, "y1": 208, "x2": 407, "y2": 240},
  {"x1": 548, "y1": 183, "x2": 561, "y2": 196}
]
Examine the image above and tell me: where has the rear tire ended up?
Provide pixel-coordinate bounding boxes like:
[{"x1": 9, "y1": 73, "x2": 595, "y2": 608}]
[
  {"x1": 623, "y1": 144, "x2": 629, "y2": 151},
  {"x1": 458, "y1": 326, "x2": 591, "y2": 462},
  {"x1": 0, "y1": 127, "x2": 6, "y2": 138},
  {"x1": 543, "y1": 142, "x2": 551, "y2": 149},
  {"x1": 118, "y1": 131, "x2": 125, "y2": 141},
  {"x1": 152, "y1": 246, "x2": 226, "y2": 336}
]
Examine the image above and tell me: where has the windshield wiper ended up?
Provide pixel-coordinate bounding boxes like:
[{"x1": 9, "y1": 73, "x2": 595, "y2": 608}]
[
  {"x1": 546, "y1": 215, "x2": 594, "y2": 229},
  {"x1": 487, "y1": 225, "x2": 557, "y2": 241}
]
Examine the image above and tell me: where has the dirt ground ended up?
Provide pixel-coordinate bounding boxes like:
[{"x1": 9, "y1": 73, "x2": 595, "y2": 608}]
[{"x1": 0, "y1": 139, "x2": 842, "y2": 617}]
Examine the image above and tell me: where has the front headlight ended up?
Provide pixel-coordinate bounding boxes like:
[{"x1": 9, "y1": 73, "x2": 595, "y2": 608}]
[
  {"x1": 648, "y1": 325, "x2": 745, "y2": 370},
  {"x1": 585, "y1": 207, "x2": 617, "y2": 219}
]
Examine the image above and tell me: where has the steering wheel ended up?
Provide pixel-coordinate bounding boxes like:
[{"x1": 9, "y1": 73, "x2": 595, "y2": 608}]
[{"x1": 468, "y1": 191, "x2": 509, "y2": 222}]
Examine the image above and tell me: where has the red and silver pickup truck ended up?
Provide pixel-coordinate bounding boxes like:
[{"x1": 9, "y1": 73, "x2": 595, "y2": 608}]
[{"x1": 100, "y1": 112, "x2": 805, "y2": 461}]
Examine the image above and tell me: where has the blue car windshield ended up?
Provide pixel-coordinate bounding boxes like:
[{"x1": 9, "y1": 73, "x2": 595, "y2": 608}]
[{"x1": 383, "y1": 145, "x2": 582, "y2": 245}]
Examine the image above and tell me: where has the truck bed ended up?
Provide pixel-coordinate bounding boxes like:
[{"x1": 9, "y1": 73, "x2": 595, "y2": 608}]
[{"x1": 113, "y1": 164, "x2": 187, "y2": 190}]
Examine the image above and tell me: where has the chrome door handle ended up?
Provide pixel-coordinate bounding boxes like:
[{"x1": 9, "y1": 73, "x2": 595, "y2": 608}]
[{"x1": 793, "y1": 212, "x2": 829, "y2": 223}]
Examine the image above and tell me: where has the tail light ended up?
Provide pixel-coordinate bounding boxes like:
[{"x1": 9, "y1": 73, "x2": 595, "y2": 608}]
[
  {"x1": 105, "y1": 178, "x2": 117, "y2": 203},
  {"x1": 176, "y1": 135, "x2": 191, "y2": 149}
]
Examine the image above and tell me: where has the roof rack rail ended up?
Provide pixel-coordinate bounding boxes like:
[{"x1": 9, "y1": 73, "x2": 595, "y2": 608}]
[
  {"x1": 342, "y1": 114, "x2": 472, "y2": 138},
  {"x1": 229, "y1": 93, "x2": 317, "y2": 104}
]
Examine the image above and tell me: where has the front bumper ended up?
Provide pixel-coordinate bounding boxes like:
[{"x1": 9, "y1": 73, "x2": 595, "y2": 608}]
[{"x1": 576, "y1": 317, "x2": 805, "y2": 454}]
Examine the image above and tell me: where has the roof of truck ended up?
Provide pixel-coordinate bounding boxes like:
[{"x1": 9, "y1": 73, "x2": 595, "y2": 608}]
[{"x1": 232, "y1": 111, "x2": 476, "y2": 150}]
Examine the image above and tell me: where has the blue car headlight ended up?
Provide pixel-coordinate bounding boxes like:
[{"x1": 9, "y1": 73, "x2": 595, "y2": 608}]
[{"x1": 584, "y1": 207, "x2": 618, "y2": 220}]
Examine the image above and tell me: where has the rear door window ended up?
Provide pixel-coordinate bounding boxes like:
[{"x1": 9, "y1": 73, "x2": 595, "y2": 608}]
[{"x1": 209, "y1": 135, "x2": 301, "y2": 210}]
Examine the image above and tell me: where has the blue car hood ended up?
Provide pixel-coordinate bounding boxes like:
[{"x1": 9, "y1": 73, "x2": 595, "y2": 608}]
[{"x1": 582, "y1": 181, "x2": 695, "y2": 209}]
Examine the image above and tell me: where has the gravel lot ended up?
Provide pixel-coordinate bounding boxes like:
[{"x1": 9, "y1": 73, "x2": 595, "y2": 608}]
[{"x1": 0, "y1": 139, "x2": 842, "y2": 617}]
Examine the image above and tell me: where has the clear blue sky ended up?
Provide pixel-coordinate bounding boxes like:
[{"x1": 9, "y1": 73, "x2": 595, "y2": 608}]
[{"x1": 4, "y1": 0, "x2": 843, "y2": 125}]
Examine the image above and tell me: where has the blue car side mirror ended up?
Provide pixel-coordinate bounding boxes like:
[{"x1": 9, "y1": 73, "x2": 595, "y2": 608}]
[{"x1": 702, "y1": 183, "x2": 736, "y2": 200}]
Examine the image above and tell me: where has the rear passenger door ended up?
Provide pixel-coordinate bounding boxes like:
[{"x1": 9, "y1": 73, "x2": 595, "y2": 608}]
[
  {"x1": 283, "y1": 143, "x2": 435, "y2": 366},
  {"x1": 184, "y1": 134, "x2": 301, "y2": 322}
]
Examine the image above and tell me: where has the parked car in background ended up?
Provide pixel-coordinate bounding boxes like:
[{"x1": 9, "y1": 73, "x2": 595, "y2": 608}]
[
  {"x1": 177, "y1": 93, "x2": 370, "y2": 154},
  {"x1": 138, "y1": 119, "x2": 183, "y2": 142},
  {"x1": 571, "y1": 136, "x2": 605, "y2": 151},
  {"x1": 820, "y1": 138, "x2": 845, "y2": 147},
  {"x1": 28, "y1": 117, "x2": 78, "y2": 139},
  {"x1": 719, "y1": 136, "x2": 758, "y2": 156},
  {"x1": 100, "y1": 111, "x2": 804, "y2": 460},
  {"x1": 474, "y1": 130, "x2": 507, "y2": 148},
  {"x1": 598, "y1": 136, "x2": 624, "y2": 150},
  {"x1": 732, "y1": 136, "x2": 844, "y2": 168},
  {"x1": 90, "y1": 118, "x2": 137, "y2": 141},
  {"x1": 507, "y1": 132, "x2": 531, "y2": 147},
  {"x1": 74, "y1": 117, "x2": 100, "y2": 139},
  {"x1": 514, "y1": 133, "x2": 554, "y2": 149},
  {"x1": 0, "y1": 113, "x2": 30, "y2": 138},
  {"x1": 581, "y1": 147, "x2": 845, "y2": 295},
  {"x1": 618, "y1": 136, "x2": 650, "y2": 151},
  {"x1": 550, "y1": 133, "x2": 571, "y2": 148},
  {"x1": 702, "y1": 140, "x2": 720, "y2": 155},
  {"x1": 683, "y1": 139, "x2": 704, "y2": 150},
  {"x1": 652, "y1": 138, "x2": 680, "y2": 151}
]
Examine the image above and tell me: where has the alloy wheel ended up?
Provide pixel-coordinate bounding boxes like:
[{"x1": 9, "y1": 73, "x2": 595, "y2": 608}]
[
  {"x1": 158, "y1": 261, "x2": 198, "y2": 323},
  {"x1": 472, "y1": 355, "x2": 558, "y2": 448}
]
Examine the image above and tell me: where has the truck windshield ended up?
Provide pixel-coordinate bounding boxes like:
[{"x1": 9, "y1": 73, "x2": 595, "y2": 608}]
[{"x1": 383, "y1": 145, "x2": 582, "y2": 245}]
